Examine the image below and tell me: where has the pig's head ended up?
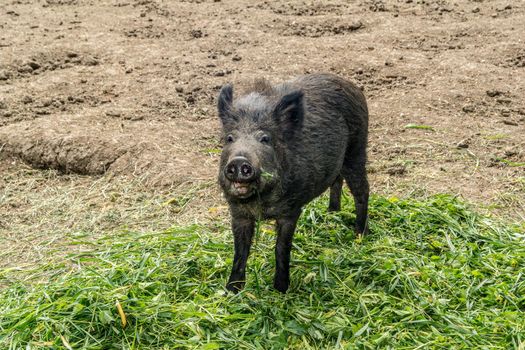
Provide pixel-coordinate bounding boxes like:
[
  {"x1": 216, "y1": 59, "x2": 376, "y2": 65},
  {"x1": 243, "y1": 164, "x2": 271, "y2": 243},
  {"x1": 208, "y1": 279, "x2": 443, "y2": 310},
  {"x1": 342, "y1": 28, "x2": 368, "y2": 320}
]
[{"x1": 217, "y1": 84, "x2": 304, "y2": 201}]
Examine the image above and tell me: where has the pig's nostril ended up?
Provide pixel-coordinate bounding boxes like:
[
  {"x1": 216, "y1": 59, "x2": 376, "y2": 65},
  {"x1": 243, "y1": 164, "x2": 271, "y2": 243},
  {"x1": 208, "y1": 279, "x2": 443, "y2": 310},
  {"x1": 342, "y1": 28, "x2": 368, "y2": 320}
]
[
  {"x1": 225, "y1": 163, "x2": 237, "y2": 179},
  {"x1": 225, "y1": 157, "x2": 255, "y2": 182},
  {"x1": 240, "y1": 163, "x2": 253, "y2": 177}
]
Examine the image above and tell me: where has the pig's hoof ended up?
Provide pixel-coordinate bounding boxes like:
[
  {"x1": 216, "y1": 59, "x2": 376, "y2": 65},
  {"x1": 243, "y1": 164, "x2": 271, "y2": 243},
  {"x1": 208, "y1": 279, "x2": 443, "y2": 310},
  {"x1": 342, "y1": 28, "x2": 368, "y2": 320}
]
[
  {"x1": 355, "y1": 228, "x2": 369, "y2": 238},
  {"x1": 327, "y1": 204, "x2": 341, "y2": 212},
  {"x1": 226, "y1": 280, "x2": 245, "y2": 293},
  {"x1": 273, "y1": 279, "x2": 289, "y2": 293}
]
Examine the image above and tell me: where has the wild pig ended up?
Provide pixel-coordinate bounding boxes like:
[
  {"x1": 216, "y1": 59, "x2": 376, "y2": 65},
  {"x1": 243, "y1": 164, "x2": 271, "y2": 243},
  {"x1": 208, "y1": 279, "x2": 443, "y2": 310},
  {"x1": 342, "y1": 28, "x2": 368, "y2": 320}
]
[{"x1": 217, "y1": 73, "x2": 369, "y2": 293}]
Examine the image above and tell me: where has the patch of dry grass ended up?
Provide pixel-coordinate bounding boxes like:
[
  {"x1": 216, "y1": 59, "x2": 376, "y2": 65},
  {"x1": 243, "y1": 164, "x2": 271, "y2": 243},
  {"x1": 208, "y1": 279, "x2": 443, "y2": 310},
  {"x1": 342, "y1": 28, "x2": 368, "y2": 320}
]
[{"x1": 0, "y1": 159, "x2": 225, "y2": 281}]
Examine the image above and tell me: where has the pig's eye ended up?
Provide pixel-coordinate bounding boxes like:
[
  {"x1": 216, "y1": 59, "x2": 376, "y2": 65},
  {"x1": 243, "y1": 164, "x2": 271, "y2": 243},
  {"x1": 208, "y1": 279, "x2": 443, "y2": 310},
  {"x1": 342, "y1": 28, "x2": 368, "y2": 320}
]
[
  {"x1": 260, "y1": 134, "x2": 270, "y2": 144},
  {"x1": 226, "y1": 135, "x2": 234, "y2": 143}
]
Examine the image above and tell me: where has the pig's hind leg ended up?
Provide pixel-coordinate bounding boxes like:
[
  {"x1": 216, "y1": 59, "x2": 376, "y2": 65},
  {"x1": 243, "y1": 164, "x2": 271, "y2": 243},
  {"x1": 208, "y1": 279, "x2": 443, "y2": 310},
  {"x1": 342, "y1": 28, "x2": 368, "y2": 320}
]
[
  {"x1": 341, "y1": 146, "x2": 369, "y2": 236},
  {"x1": 328, "y1": 175, "x2": 343, "y2": 212}
]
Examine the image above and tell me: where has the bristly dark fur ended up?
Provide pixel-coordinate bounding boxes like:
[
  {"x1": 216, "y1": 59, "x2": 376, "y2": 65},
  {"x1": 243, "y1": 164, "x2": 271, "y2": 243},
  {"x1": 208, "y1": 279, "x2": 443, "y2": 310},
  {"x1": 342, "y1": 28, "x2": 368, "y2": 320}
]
[{"x1": 217, "y1": 73, "x2": 370, "y2": 293}]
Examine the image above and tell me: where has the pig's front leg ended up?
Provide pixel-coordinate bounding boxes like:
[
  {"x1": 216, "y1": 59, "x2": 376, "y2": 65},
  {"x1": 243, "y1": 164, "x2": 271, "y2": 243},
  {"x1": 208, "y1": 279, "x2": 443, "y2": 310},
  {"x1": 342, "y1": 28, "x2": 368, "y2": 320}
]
[
  {"x1": 226, "y1": 216, "x2": 255, "y2": 293},
  {"x1": 274, "y1": 213, "x2": 300, "y2": 293}
]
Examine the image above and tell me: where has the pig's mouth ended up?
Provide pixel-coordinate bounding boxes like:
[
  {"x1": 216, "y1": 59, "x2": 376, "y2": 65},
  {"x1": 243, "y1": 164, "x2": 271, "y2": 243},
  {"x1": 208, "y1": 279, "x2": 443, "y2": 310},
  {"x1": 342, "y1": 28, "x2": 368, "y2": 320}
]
[{"x1": 230, "y1": 181, "x2": 256, "y2": 199}]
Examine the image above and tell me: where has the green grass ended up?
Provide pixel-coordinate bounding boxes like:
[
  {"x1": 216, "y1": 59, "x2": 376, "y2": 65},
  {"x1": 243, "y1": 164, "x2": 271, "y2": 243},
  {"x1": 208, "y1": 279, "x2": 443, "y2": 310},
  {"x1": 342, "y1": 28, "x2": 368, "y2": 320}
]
[
  {"x1": 1, "y1": 194, "x2": 524, "y2": 349},
  {"x1": 493, "y1": 157, "x2": 525, "y2": 167},
  {"x1": 403, "y1": 124, "x2": 435, "y2": 131}
]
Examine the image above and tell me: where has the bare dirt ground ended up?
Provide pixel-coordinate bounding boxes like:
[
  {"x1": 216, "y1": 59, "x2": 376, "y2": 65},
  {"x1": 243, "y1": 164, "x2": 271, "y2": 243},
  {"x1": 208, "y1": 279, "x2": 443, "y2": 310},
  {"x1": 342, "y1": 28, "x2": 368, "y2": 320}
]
[{"x1": 1, "y1": 0, "x2": 524, "y2": 273}]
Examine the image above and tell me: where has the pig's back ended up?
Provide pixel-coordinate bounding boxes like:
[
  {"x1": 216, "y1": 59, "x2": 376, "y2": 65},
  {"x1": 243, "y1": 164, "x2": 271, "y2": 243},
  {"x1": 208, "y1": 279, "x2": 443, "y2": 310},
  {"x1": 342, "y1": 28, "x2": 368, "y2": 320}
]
[{"x1": 276, "y1": 74, "x2": 368, "y2": 205}]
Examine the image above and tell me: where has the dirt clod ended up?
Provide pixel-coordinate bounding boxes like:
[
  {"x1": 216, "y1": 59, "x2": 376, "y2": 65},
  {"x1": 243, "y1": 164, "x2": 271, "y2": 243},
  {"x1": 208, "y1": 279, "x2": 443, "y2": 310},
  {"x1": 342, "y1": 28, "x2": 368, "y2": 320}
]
[
  {"x1": 456, "y1": 139, "x2": 470, "y2": 149},
  {"x1": 17, "y1": 65, "x2": 34, "y2": 74},
  {"x1": 386, "y1": 164, "x2": 407, "y2": 176},
  {"x1": 462, "y1": 105, "x2": 475, "y2": 113},
  {"x1": 28, "y1": 61, "x2": 41, "y2": 70},
  {"x1": 190, "y1": 29, "x2": 204, "y2": 38},
  {"x1": 83, "y1": 56, "x2": 99, "y2": 66},
  {"x1": 0, "y1": 71, "x2": 10, "y2": 80},
  {"x1": 486, "y1": 90, "x2": 502, "y2": 97},
  {"x1": 106, "y1": 110, "x2": 122, "y2": 118},
  {"x1": 21, "y1": 96, "x2": 33, "y2": 104}
]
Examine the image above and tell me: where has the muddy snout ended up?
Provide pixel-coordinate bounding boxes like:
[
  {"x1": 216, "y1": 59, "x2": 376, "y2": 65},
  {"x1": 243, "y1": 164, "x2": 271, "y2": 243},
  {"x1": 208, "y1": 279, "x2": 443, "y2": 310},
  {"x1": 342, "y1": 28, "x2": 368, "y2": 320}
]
[{"x1": 224, "y1": 156, "x2": 258, "y2": 182}]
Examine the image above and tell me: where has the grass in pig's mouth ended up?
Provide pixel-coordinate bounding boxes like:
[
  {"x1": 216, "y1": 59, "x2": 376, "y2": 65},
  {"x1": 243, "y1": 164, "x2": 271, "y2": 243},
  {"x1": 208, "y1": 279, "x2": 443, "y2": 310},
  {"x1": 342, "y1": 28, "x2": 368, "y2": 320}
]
[
  {"x1": 261, "y1": 170, "x2": 274, "y2": 180},
  {"x1": 2, "y1": 193, "x2": 524, "y2": 349},
  {"x1": 230, "y1": 170, "x2": 273, "y2": 199}
]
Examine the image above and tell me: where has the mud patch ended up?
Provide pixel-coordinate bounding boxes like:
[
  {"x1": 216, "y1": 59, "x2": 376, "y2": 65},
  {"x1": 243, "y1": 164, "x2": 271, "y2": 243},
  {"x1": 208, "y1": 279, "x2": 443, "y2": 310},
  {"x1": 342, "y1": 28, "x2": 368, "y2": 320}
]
[
  {"x1": 0, "y1": 117, "x2": 128, "y2": 175},
  {"x1": 124, "y1": 25, "x2": 167, "y2": 39},
  {"x1": 397, "y1": 32, "x2": 469, "y2": 52},
  {"x1": 347, "y1": 67, "x2": 418, "y2": 93},
  {"x1": 131, "y1": 0, "x2": 172, "y2": 17},
  {"x1": 0, "y1": 92, "x2": 100, "y2": 127},
  {"x1": 255, "y1": 1, "x2": 346, "y2": 16},
  {"x1": 43, "y1": 0, "x2": 80, "y2": 6},
  {"x1": 0, "y1": 50, "x2": 99, "y2": 83},
  {"x1": 274, "y1": 18, "x2": 363, "y2": 37},
  {"x1": 503, "y1": 49, "x2": 525, "y2": 68},
  {"x1": 0, "y1": 115, "x2": 217, "y2": 185}
]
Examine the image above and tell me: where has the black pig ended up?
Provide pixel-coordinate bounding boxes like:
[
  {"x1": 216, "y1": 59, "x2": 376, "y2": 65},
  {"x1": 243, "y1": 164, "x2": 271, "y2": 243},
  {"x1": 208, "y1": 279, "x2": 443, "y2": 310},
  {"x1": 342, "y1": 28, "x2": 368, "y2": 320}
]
[{"x1": 217, "y1": 73, "x2": 369, "y2": 293}]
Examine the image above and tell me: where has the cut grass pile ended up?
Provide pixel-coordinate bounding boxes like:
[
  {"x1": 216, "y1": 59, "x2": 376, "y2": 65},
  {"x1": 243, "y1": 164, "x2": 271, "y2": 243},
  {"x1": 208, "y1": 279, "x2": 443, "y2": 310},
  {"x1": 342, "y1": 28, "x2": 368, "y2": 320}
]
[{"x1": 1, "y1": 194, "x2": 524, "y2": 349}]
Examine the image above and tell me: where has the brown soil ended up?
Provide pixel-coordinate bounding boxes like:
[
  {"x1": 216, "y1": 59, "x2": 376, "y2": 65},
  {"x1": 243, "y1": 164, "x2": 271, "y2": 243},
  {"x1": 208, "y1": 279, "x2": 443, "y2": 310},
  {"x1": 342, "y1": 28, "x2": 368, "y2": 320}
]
[{"x1": 1, "y1": 0, "x2": 524, "y2": 271}]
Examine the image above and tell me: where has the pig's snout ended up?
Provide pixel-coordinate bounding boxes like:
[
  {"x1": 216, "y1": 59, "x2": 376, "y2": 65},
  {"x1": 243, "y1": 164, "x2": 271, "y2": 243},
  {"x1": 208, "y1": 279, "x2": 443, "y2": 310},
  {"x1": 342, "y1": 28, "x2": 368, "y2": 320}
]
[{"x1": 225, "y1": 157, "x2": 257, "y2": 182}]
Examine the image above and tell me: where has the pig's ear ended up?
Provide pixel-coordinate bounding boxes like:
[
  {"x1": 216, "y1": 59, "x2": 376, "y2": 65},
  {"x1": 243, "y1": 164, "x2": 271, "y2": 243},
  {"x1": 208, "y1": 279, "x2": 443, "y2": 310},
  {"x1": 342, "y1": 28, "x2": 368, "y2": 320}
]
[
  {"x1": 218, "y1": 84, "x2": 235, "y2": 125},
  {"x1": 273, "y1": 90, "x2": 304, "y2": 136}
]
